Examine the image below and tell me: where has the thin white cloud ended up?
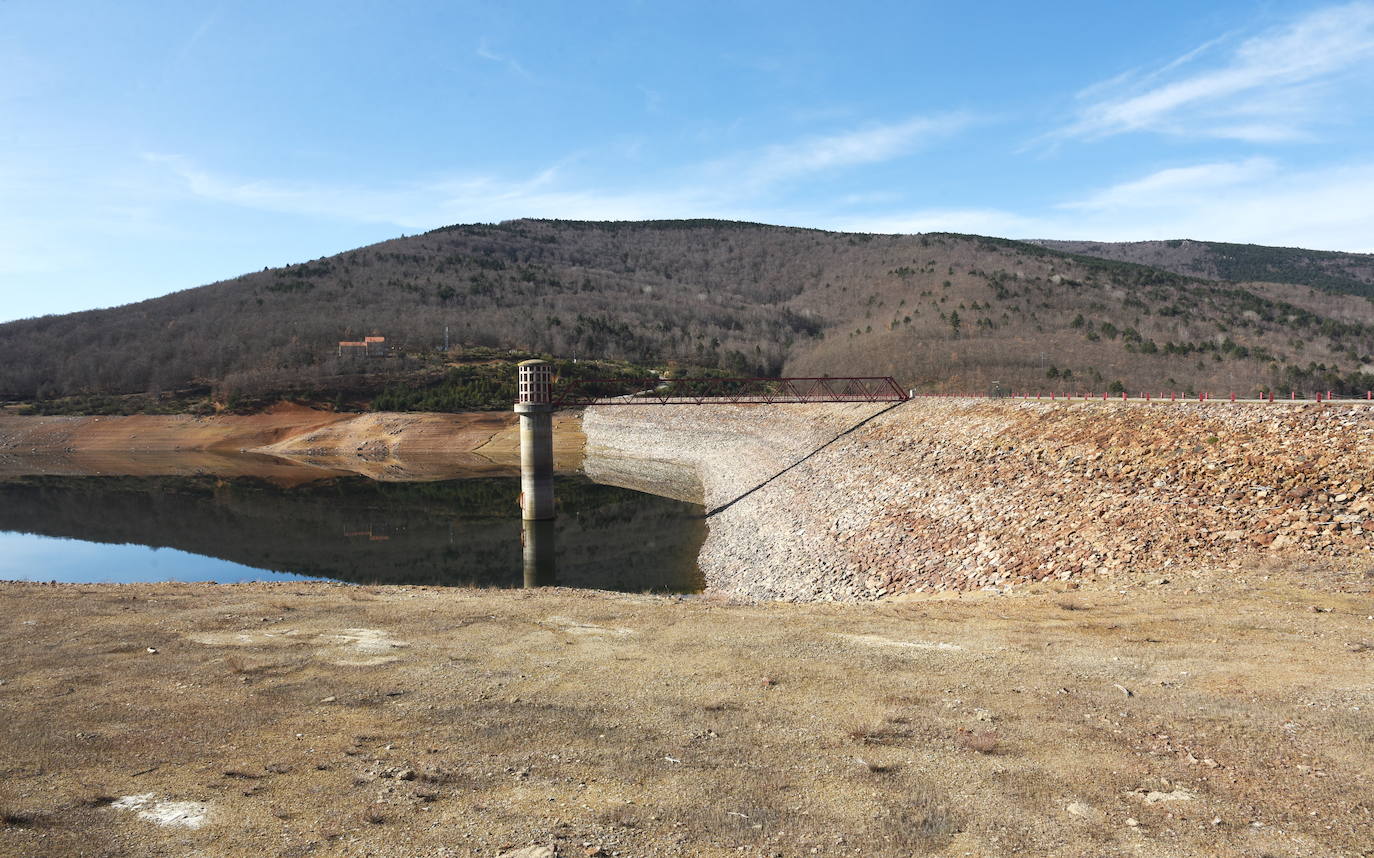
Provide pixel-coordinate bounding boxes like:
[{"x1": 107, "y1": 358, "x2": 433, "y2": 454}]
[
  {"x1": 144, "y1": 152, "x2": 732, "y2": 228},
  {"x1": 637, "y1": 85, "x2": 663, "y2": 113},
  {"x1": 838, "y1": 158, "x2": 1374, "y2": 254},
  {"x1": 1060, "y1": 2, "x2": 1374, "y2": 142},
  {"x1": 146, "y1": 112, "x2": 970, "y2": 227},
  {"x1": 1064, "y1": 157, "x2": 1277, "y2": 210},
  {"x1": 724, "y1": 113, "x2": 971, "y2": 188},
  {"x1": 476, "y1": 38, "x2": 533, "y2": 80}
]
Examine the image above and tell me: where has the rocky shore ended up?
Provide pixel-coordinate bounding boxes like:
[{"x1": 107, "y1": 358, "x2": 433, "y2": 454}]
[{"x1": 585, "y1": 399, "x2": 1374, "y2": 601}]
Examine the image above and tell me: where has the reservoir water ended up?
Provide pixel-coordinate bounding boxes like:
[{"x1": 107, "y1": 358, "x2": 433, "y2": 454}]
[{"x1": 0, "y1": 474, "x2": 706, "y2": 592}]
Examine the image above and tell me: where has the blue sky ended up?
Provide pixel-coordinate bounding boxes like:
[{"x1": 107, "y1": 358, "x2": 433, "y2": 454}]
[
  {"x1": 0, "y1": 532, "x2": 312, "y2": 583},
  {"x1": 3, "y1": 0, "x2": 1374, "y2": 322}
]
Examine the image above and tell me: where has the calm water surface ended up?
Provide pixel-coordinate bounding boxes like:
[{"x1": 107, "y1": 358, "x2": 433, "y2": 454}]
[{"x1": 0, "y1": 474, "x2": 705, "y2": 592}]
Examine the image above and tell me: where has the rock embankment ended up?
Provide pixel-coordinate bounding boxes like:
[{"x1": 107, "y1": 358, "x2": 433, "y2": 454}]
[{"x1": 585, "y1": 400, "x2": 1374, "y2": 601}]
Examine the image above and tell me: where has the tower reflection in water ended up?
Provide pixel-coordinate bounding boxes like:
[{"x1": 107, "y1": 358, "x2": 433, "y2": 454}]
[{"x1": 521, "y1": 518, "x2": 557, "y2": 587}]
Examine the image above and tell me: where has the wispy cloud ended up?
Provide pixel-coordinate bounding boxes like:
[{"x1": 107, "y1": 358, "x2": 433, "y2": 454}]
[
  {"x1": 839, "y1": 158, "x2": 1374, "y2": 253},
  {"x1": 146, "y1": 112, "x2": 970, "y2": 227},
  {"x1": 724, "y1": 113, "x2": 971, "y2": 188},
  {"x1": 476, "y1": 37, "x2": 533, "y2": 80},
  {"x1": 637, "y1": 85, "x2": 663, "y2": 113},
  {"x1": 144, "y1": 152, "x2": 738, "y2": 228},
  {"x1": 1063, "y1": 157, "x2": 1277, "y2": 210},
  {"x1": 1058, "y1": 2, "x2": 1374, "y2": 142}
]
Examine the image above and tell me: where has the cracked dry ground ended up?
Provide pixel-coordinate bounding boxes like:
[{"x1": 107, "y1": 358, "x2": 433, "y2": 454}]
[{"x1": 1, "y1": 564, "x2": 1372, "y2": 857}]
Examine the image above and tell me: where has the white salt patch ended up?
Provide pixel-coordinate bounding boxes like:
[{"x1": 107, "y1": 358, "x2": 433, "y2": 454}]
[
  {"x1": 186, "y1": 631, "x2": 288, "y2": 647},
  {"x1": 833, "y1": 633, "x2": 963, "y2": 651},
  {"x1": 185, "y1": 627, "x2": 408, "y2": 666},
  {"x1": 546, "y1": 616, "x2": 634, "y2": 637},
  {"x1": 322, "y1": 628, "x2": 409, "y2": 665},
  {"x1": 111, "y1": 793, "x2": 209, "y2": 829}
]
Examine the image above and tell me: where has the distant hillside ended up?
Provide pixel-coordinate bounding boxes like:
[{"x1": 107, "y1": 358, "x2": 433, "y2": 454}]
[
  {"x1": 3, "y1": 219, "x2": 1373, "y2": 409},
  {"x1": 1029, "y1": 239, "x2": 1374, "y2": 300}
]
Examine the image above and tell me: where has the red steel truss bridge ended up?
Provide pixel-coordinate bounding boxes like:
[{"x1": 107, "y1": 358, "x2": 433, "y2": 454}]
[{"x1": 551, "y1": 376, "x2": 909, "y2": 407}]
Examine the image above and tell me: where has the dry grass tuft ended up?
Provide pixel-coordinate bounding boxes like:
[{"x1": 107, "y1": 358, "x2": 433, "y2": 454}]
[
  {"x1": 1, "y1": 810, "x2": 48, "y2": 829},
  {"x1": 598, "y1": 804, "x2": 640, "y2": 829},
  {"x1": 847, "y1": 724, "x2": 914, "y2": 745},
  {"x1": 958, "y1": 729, "x2": 999, "y2": 754},
  {"x1": 858, "y1": 757, "x2": 900, "y2": 774},
  {"x1": 871, "y1": 794, "x2": 959, "y2": 850},
  {"x1": 702, "y1": 700, "x2": 741, "y2": 712}
]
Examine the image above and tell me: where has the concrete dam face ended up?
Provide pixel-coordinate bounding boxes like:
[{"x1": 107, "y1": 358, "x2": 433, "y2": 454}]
[{"x1": 583, "y1": 399, "x2": 1374, "y2": 602}]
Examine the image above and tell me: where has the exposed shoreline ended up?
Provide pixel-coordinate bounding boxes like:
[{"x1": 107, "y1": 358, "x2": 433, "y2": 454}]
[{"x1": 0, "y1": 405, "x2": 586, "y2": 482}]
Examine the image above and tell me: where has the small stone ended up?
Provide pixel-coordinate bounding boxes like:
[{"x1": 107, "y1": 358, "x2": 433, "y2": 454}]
[
  {"x1": 145, "y1": 647, "x2": 159, "y2": 654},
  {"x1": 319, "y1": 696, "x2": 337, "y2": 704},
  {"x1": 1066, "y1": 801, "x2": 1094, "y2": 817},
  {"x1": 397, "y1": 769, "x2": 416, "y2": 781},
  {"x1": 498, "y1": 848, "x2": 555, "y2": 858},
  {"x1": 1125, "y1": 817, "x2": 1139, "y2": 827}
]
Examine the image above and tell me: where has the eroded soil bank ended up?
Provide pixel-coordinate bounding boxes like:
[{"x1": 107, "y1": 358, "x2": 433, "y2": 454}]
[
  {"x1": 0, "y1": 406, "x2": 586, "y2": 482},
  {"x1": 585, "y1": 399, "x2": 1374, "y2": 601},
  {"x1": 1, "y1": 565, "x2": 1371, "y2": 857}
]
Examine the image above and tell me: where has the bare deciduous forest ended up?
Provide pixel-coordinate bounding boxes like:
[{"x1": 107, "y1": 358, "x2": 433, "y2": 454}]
[{"x1": 3, "y1": 219, "x2": 1373, "y2": 410}]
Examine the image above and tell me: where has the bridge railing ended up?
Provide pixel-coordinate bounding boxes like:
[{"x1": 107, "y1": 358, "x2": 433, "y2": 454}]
[{"x1": 552, "y1": 376, "x2": 909, "y2": 407}]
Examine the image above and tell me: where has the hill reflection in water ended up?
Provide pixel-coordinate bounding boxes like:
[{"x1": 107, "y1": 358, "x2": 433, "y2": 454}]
[{"x1": 0, "y1": 475, "x2": 705, "y2": 592}]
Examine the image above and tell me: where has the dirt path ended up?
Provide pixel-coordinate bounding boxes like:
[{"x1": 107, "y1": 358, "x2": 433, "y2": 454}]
[{"x1": 2, "y1": 562, "x2": 1371, "y2": 857}]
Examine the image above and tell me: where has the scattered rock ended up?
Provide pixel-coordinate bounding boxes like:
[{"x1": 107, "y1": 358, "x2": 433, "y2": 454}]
[
  {"x1": 497, "y1": 847, "x2": 555, "y2": 858},
  {"x1": 1066, "y1": 801, "x2": 1095, "y2": 818}
]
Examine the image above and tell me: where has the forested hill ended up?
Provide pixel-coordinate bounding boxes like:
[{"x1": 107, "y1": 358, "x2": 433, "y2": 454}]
[
  {"x1": 1029, "y1": 239, "x2": 1374, "y2": 300},
  {"x1": 3, "y1": 218, "x2": 1373, "y2": 409}
]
